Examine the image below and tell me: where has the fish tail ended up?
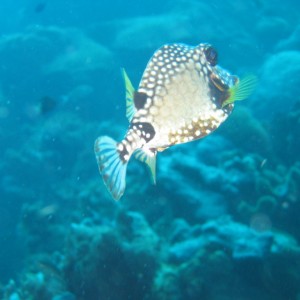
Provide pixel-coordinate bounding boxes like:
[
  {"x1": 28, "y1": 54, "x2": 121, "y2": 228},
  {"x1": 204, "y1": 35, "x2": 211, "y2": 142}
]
[{"x1": 94, "y1": 136, "x2": 129, "y2": 200}]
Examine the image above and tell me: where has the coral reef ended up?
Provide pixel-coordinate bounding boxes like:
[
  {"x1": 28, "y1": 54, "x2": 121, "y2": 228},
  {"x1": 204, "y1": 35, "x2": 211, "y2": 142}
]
[
  {"x1": 254, "y1": 51, "x2": 300, "y2": 118},
  {"x1": 268, "y1": 101, "x2": 300, "y2": 165},
  {"x1": 64, "y1": 211, "x2": 159, "y2": 300},
  {"x1": 1, "y1": 0, "x2": 300, "y2": 299},
  {"x1": 3, "y1": 213, "x2": 300, "y2": 300},
  {"x1": 154, "y1": 217, "x2": 300, "y2": 300}
]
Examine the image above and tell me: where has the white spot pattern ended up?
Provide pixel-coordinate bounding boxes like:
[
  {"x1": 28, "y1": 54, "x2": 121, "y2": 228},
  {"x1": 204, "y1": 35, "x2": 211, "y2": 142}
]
[{"x1": 130, "y1": 43, "x2": 234, "y2": 148}]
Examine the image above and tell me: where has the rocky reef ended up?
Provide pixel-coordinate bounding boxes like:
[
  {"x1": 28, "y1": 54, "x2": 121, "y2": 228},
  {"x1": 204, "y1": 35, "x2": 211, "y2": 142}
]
[
  {"x1": 2, "y1": 209, "x2": 300, "y2": 300},
  {"x1": 1, "y1": 103, "x2": 300, "y2": 299},
  {"x1": 1, "y1": 0, "x2": 300, "y2": 299}
]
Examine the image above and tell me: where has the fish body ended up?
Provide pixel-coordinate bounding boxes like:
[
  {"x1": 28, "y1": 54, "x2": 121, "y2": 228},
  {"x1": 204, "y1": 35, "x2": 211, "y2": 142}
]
[{"x1": 95, "y1": 43, "x2": 255, "y2": 200}]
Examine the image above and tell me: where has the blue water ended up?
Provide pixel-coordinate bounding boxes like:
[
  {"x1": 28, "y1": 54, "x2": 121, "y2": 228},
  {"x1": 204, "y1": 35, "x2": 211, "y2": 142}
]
[{"x1": 0, "y1": 0, "x2": 300, "y2": 299}]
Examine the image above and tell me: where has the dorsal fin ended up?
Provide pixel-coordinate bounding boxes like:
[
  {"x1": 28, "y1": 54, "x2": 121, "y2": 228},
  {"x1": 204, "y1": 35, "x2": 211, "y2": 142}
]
[{"x1": 121, "y1": 68, "x2": 136, "y2": 121}]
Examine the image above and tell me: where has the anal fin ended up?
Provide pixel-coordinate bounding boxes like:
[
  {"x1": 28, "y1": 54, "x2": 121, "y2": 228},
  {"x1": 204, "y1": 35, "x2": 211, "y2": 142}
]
[{"x1": 134, "y1": 148, "x2": 157, "y2": 184}]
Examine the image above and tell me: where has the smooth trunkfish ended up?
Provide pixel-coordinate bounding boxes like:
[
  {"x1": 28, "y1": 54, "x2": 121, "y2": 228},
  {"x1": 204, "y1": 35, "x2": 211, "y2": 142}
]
[{"x1": 94, "y1": 43, "x2": 256, "y2": 200}]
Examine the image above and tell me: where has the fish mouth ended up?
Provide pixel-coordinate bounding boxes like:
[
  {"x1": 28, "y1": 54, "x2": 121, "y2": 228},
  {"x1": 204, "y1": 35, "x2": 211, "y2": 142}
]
[{"x1": 210, "y1": 66, "x2": 238, "y2": 92}]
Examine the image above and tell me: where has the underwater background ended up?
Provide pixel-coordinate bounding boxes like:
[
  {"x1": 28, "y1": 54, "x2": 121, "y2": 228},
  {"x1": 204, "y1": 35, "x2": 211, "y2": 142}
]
[{"x1": 0, "y1": 0, "x2": 300, "y2": 299}]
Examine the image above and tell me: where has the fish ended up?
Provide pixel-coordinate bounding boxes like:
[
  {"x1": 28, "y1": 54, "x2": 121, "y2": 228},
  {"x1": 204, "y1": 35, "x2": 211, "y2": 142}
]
[
  {"x1": 94, "y1": 43, "x2": 256, "y2": 200},
  {"x1": 39, "y1": 96, "x2": 57, "y2": 115}
]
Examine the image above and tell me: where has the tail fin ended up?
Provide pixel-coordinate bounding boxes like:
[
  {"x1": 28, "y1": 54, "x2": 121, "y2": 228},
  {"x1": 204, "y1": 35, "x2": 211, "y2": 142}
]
[{"x1": 94, "y1": 136, "x2": 128, "y2": 200}]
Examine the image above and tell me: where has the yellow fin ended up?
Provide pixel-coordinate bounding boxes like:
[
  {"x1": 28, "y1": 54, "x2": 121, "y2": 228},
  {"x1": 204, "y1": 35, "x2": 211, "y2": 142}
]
[
  {"x1": 121, "y1": 68, "x2": 136, "y2": 121},
  {"x1": 222, "y1": 75, "x2": 257, "y2": 108},
  {"x1": 134, "y1": 149, "x2": 157, "y2": 184}
]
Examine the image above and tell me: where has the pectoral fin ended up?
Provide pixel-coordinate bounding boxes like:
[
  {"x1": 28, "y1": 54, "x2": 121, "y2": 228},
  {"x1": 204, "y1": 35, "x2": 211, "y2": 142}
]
[{"x1": 222, "y1": 75, "x2": 257, "y2": 107}]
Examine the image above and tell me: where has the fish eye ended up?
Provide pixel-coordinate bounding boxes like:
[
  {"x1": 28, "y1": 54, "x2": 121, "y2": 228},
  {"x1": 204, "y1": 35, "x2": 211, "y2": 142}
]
[{"x1": 204, "y1": 46, "x2": 218, "y2": 66}]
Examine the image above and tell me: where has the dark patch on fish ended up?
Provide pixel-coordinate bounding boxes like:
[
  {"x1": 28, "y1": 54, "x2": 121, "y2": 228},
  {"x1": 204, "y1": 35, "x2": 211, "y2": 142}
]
[
  {"x1": 131, "y1": 121, "x2": 156, "y2": 142},
  {"x1": 134, "y1": 91, "x2": 148, "y2": 109}
]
